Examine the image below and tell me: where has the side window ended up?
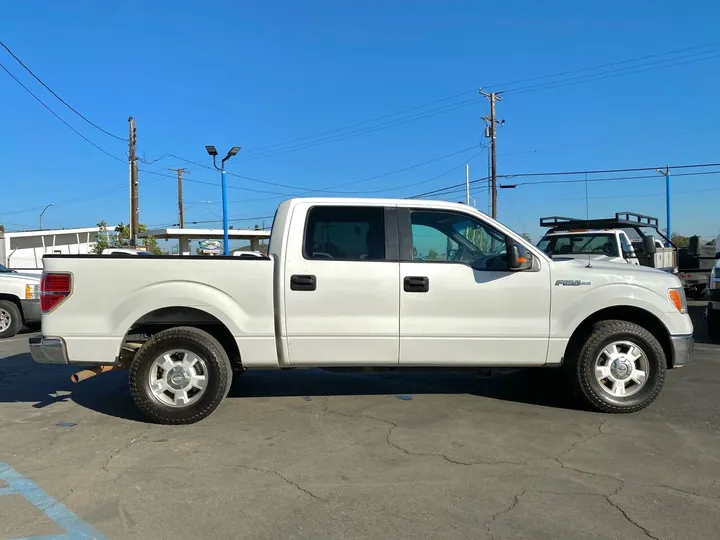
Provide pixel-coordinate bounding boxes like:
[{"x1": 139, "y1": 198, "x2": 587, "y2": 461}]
[
  {"x1": 619, "y1": 233, "x2": 633, "y2": 256},
  {"x1": 410, "y1": 210, "x2": 507, "y2": 270},
  {"x1": 303, "y1": 206, "x2": 386, "y2": 261}
]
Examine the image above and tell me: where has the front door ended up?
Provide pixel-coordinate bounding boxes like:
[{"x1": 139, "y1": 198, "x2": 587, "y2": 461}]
[
  {"x1": 284, "y1": 203, "x2": 400, "y2": 366},
  {"x1": 398, "y1": 208, "x2": 551, "y2": 366}
]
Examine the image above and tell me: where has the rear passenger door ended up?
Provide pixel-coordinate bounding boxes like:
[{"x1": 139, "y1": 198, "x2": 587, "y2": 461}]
[{"x1": 283, "y1": 203, "x2": 401, "y2": 366}]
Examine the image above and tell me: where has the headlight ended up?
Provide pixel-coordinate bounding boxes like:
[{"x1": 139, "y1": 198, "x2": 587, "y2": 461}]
[
  {"x1": 710, "y1": 268, "x2": 720, "y2": 290},
  {"x1": 668, "y1": 287, "x2": 687, "y2": 314},
  {"x1": 25, "y1": 283, "x2": 40, "y2": 300}
]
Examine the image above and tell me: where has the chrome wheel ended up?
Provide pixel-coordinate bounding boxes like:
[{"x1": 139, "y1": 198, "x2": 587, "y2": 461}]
[
  {"x1": 148, "y1": 349, "x2": 209, "y2": 408},
  {"x1": 0, "y1": 308, "x2": 11, "y2": 333},
  {"x1": 594, "y1": 340, "x2": 649, "y2": 398}
]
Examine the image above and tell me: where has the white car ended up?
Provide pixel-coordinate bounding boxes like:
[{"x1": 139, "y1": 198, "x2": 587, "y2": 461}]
[
  {"x1": 0, "y1": 263, "x2": 41, "y2": 338},
  {"x1": 31, "y1": 198, "x2": 693, "y2": 423},
  {"x1": 101, "y1": 248, "x2": 154, "y2": 256}
]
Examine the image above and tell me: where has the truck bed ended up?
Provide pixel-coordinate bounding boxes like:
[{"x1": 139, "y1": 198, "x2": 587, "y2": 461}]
[{"x1": 40, "y1": 255, "x2": 278, "y2": 367}]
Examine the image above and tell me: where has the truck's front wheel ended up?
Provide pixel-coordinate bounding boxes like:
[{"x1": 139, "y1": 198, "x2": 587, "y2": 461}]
[
  {"x1": 573, "y1": 320, "x2": 666, "y2": 413},
  {"x1": 129, "y1": 326, "x2": 233, "y2": 424},
  {"x1": 0, "y1": 300, "x2": 22, "y2": 339}
]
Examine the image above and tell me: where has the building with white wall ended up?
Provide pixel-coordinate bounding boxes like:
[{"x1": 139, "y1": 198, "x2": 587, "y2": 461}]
[{"x1": 0, "y1": 227, "x2": 100, "y2": 273}]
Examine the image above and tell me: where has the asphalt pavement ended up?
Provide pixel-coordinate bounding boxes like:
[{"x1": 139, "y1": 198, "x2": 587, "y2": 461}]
[{"x1": 0, "y1": 305, "x2": 718, "y2": 540}]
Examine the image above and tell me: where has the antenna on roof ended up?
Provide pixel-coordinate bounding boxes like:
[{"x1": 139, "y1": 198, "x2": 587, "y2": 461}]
[{"x1": 585, "y1": 171, "x2": 592, "y2": 268}]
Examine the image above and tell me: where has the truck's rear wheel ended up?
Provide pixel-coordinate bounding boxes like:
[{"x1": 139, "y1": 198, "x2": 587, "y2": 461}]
[
  {"x1": 129, "y1": 326, "x2": 232, "y2": 424},
  {"x1": 572, "y1": 320, "x2": 666, "y2": 413},
  {"x1": 0, "y1": 300, "x2": 22, "y2": 339}
]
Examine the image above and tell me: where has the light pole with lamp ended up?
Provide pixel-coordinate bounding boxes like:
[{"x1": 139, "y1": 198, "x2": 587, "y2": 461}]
[
  {"x1": 205, "y1": 146, "x2": 241, "y2": 256},
  {"x1": 39, "y1": 203, "x2": 55, "y2": 230}
]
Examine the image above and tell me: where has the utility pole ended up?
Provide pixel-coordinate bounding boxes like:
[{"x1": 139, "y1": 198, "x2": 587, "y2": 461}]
[
  {"x1": 656, "y1": 165, "x2": 671, "y2": 247},
  {"x1": 169, "y1": 168, "x2": 189, "y2": 228},
  {"x1": 480, "y1": 90, "x2": 504, "y2": 218},
  {"x1": 128, "y1": 116, "x2": 139, "y2": 246}
]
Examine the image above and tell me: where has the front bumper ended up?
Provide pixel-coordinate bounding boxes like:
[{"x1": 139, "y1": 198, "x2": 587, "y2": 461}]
[
  {"x1": 29, "y1": 336, "x2": 69, "y2": 364},
  {"x1": 670, "y1": 334, "x2": 694, "y2": 367},
  {"x1": 20, "y1": 299, "x2": 41, "y2": 323}
]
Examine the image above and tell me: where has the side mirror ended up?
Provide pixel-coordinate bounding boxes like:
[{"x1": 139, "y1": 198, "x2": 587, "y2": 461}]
[
  {"x1": 643, "y1": 235, "x2": 657, "y2": 254},
  {"x1": 509, "y1": 243, "x2": 532, "y2": 271}
]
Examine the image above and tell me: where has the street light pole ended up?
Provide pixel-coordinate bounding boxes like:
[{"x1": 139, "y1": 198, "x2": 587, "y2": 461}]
[
  {"x1": 221, "y1": 167, "x2": 229, "y2": 254},
  {"x1": 39, "y1": 203, "x2": 54, "y2": 230},
  {"x1": 656, "y1": 166, "x2": 671, "y2": 247},
  {"x1": 205, "y1": 146, "x2": 241, "y2": 256}
]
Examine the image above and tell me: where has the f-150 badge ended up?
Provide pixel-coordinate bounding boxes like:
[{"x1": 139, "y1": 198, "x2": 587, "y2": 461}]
[{"x1": 555, "y1": 279, "x2": 591, "y2": 286}]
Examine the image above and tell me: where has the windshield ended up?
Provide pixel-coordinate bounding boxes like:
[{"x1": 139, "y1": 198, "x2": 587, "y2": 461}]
[{"x1": 537, "y1": 233, "x2": 620, "y2": 257}]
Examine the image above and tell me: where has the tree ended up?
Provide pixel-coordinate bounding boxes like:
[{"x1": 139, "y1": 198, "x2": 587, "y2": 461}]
[
  {"x1": 91, "y1": 221, "x2": 163, "y2": 254},
  {"x1": 427, "y1": 248, "x2": 439, "y2": 260},
  {"x1": 671, "y1": 233, "x2": 689, "y2": 248},
  {"x1": 0, "y1": 224, "x2": 4, "y2": 233},
  {"x1": 521, "y1": 232, "x2": 532, "y2": 243}
]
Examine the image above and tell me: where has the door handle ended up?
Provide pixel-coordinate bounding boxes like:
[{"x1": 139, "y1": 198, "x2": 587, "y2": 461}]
[
  {"x1": 290, "y1": 274, "x2": 317, "y2": 291},
  {"x1": 404, "y1": 276, "x2": 429, "y2": 293}
]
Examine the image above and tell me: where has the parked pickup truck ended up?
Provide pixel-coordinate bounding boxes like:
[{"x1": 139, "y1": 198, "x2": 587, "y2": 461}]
[
  {"x1": 537, "y1": 213, "x2": 677, "y2": 273},
  {"x1": 705, "y1": 259, "x2": 720, "y2": 341},
  {"x1": 0, "y1": 263, "x2": 41, "y2": 338},
  {"x1": 30, "y1": 198, "x2": 694, "y2": 424}
]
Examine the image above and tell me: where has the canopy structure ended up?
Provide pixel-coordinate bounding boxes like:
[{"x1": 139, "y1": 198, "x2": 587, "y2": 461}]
[{"x1": 140, "y1": 228, "x2": 270, "y2": 255}]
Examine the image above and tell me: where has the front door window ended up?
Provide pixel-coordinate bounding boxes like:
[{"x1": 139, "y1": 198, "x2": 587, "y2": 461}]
[{"x1": 410, "y1": 210, "x2": 508, "y2": 270}]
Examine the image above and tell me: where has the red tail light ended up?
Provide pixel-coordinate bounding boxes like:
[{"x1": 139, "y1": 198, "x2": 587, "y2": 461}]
[{"x1": 41, "y1": 273, "x2": 72, "y2": 313}]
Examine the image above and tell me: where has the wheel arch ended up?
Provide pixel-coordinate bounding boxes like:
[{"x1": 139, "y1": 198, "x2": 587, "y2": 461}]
[
  {"x1": 564, "y1": 305, "x2": 673, "y2": 369},
  {"x1": 123, "y1": 306, "x2": 242, "y2": 369},
  {"x1": 0, "y1": 294, "x2": 23, "y2": 320}
]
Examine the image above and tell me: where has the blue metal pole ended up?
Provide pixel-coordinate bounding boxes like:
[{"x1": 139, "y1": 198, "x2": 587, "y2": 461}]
[
  {"x1": 221, "y1": 168, "x2": 229, "y2": 256},
  {"x1": 665, "y1": 171, "x2": 671, "y2": 248}
]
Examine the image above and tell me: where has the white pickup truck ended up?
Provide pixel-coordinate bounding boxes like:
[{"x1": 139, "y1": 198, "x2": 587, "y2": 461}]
[
  {"x1": 0, "y1": 263, "x2": 41, "y2": 338},
  {"x1": 30, "y1": 198, "x2": 694, "y2": 424},
  {"x1": 537, "y1": 213, "x2": 677, "y2": 273}
]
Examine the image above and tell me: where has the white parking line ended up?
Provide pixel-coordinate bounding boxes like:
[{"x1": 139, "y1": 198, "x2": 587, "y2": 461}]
[{"x1": 0, "y1": 334, "x2": 37, "y2": 344}]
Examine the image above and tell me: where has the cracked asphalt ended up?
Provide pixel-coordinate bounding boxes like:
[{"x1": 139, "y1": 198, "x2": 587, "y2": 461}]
[{"x1": 0, "y1": 304, "x2": 718, "y2": 540}]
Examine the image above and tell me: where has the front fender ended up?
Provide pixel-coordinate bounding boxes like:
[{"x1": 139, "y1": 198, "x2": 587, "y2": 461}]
[{"x1": 551, "y1": 282, "x2": 671, "y2": 338}]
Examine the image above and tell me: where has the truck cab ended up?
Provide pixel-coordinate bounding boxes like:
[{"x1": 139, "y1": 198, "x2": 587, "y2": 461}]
[{"x1": 537, "y1": 229, "x2": 641, "y2": 266}]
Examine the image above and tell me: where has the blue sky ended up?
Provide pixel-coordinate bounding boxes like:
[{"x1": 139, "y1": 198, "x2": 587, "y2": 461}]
[{"x1": 1, "y1": 0, "x2": 719, "y2": 246}]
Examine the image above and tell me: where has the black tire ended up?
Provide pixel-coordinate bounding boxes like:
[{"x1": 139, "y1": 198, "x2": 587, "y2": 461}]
[
  {"x1": 571, "y1": 320, "x2": 666, "y2": 414},
  {"x1": 707, "y1": 310, "x2": 720, "y2": 343},
  {"x1": 0, "y1": 300, "x2": 23, "y2": 339},
  {"x1": 129, "y1": 326, "x2": 233, "y2": 424}
]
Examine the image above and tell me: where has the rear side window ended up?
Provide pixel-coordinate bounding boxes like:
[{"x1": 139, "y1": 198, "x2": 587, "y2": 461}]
[{"x1": 303, "y1": 206, "x2": 386, "y2": 261}]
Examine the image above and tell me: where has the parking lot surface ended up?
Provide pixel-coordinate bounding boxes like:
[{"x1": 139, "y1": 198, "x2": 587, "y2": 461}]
[{"x1": 0, "y1": 305, "x2": 718, "y2": 540}]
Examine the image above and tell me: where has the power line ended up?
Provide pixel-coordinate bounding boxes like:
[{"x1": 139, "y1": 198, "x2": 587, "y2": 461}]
[
  {"x1": 486, "y1": 42, "x2": 720, "y2": 93},
  {"x1": 500, "y1": 162, "x2": 720, "y2": 182},
  {"x1": 236, "y1": 98, "x2": 481, "y2": 161},
  {"x1": 165, "y1": 144, "x2": 484, "y2": 195},
  {"x1": 242, "y1": 90, "x2": 478, "y2": 155},
  {"x1": 327, "y1": 145, "x2": 483, "y2": 191},
  {"x1": 504, "y1": 48, "x2": 720, "y2": 96},
  {"x1": 0, "y1": 61, "x2": 126, "y2": 163},
  {"x1": 229, "y1": 42, "x2": 720, "y2": 160},
  {"x1": 0, "y1": 39, "x2": 126, "y2": 141},
  {"x1": 350, "y1": 149, "x2": 487, "y2": 195},
  {"x1": 409, "y1": 164, "x2": 720, "y2": 200}
]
